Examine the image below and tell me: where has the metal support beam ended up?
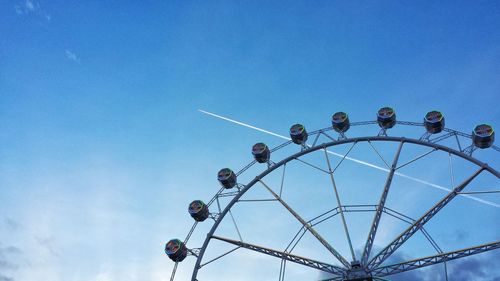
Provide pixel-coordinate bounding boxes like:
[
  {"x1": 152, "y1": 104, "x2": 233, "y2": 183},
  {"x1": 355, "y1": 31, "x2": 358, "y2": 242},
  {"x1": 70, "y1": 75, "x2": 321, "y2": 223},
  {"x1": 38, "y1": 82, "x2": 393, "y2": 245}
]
[
  {"x1": 458, "y1": 190, "x2": 500, "y2": 195},
  {"x1": 259, "y1": 179, "x2": 351, "y2": 268},
  {"x1": 429, "y1": 132, "x2": 455, "y2": 144},
  {"x1": 278, "y1": 259, "x2": 287, "y2": 281},
  {"x1": 396, "y1": 121, "x2": 424, "y2": 126},
  {"x1": 170, "y1": 262, "x2": 178, "y2": 281},
  {"x1": 183, "y1": 221, "x2": 199, "y2": 244},
  {"x1": 396, "y1": 147, "x2": 436, "y2": 170},
  {"x1": 211, "y1": 235, "x2": 347, "y2": 276},
  {"x1": 371, "y1": 241, "x2": 500, "y2": 277},
  {"x1": 324, "y1": 148, "x2": 357, "y2": 262},
  {"x1": 362, "y1": 141, "x2": 404, "y2": 266},
  {"x1": 367, "y1": 166, "x2": 485, "y2": 269}
]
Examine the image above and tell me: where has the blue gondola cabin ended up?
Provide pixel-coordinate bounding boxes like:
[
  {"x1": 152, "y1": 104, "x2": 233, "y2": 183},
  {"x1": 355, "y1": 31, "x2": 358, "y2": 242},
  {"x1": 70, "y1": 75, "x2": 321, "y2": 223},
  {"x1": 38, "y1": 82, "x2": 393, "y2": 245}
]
[
  {"x1": 424, "y1": 110, "x2": 445, "y2": 134},
  {"x1": 473, "y1": 124, "x2": 495, "y2": 149},
  {"x1": 290, "y1": 124, "x2": 308, "y2": 144},
  {"x1": 188, "y1": 200, "x2": 209, "y2": 222},
  {"x1": 252, "y1": 142, "x2": 270, "y2": 163},
  {"x1": 332, "y1": 112, "x2": 350, "y2": 133},
  {"x1": 377, "y1": 107, "x2": 396, "y2": 129},
  {"x1": 217, "y1": 168, "x2": 237, "y2": 189},
  {"x1": 165, "y1": 239, "x2": 188, "y2": 262}
]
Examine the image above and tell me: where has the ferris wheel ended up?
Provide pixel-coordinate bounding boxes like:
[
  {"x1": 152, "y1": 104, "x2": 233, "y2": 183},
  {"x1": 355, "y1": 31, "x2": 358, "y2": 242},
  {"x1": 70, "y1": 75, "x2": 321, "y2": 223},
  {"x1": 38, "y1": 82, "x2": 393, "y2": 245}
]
[{"x1": 165, "y1": 108, "x2": 499, "y2": 281}]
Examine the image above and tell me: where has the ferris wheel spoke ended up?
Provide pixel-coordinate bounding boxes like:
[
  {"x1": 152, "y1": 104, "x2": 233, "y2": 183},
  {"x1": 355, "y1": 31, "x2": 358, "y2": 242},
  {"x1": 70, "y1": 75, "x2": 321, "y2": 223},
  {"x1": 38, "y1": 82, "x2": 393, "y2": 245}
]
[
  {"x1": 211, "y1": 235, "x2": 347, "y2": 276},
  {"x1": 362, "y1": 141, "x2": 404, "y2": 266},
  {"x1": 324, "y1": 148, "x2": 357, "y2": 262},
  {"x1": 367, "y1": 166, "x2": 486, "y2": 269},
  {"x1": 258, "y1": 179, "x2": 351, "y2": 268},
  {"x1": 458, "y1": 190, "x2": 500, "y2": 195},
  {"x1": 370, "y1": 241, "x2": 500, "y2": 277}
]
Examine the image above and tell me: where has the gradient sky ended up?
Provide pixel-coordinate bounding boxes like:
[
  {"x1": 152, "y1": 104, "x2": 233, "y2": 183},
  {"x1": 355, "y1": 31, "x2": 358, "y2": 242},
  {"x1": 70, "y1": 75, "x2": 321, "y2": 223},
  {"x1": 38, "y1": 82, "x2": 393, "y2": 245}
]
[{"x1": 1, "y1": 1, "x2": 499, "y2": 281}]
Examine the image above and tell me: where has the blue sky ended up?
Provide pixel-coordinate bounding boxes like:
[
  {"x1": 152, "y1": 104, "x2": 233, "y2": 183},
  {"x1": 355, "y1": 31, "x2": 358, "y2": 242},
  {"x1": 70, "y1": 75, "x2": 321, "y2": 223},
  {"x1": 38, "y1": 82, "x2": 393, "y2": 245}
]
[{"x1": 1, "y1": 1, "x2": 499, "y2": 280}]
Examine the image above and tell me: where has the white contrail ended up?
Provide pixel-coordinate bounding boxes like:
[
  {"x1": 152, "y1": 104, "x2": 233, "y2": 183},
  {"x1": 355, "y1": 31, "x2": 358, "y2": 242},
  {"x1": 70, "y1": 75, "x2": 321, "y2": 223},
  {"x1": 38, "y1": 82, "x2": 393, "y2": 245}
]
[
  {"x1": 198, "y1": 109, "x2": 500, "y2": 208},
  {"x1": 198, "y1": 109, "x2": 289, "y2": 140}
]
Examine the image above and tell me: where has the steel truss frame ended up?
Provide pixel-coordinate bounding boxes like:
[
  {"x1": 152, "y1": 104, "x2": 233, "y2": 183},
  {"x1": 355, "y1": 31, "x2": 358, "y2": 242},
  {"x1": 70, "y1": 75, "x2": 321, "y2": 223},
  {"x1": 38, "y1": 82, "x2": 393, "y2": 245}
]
[
  {"x1": 212, "y1": 235, "x2": 347, "y2": 276},
  {"x1": 168, "y1": 119, "x2": 499, "y2": 281},
  {"x1": 371, "y1": 241, "x2": 500, "y2": 276}
]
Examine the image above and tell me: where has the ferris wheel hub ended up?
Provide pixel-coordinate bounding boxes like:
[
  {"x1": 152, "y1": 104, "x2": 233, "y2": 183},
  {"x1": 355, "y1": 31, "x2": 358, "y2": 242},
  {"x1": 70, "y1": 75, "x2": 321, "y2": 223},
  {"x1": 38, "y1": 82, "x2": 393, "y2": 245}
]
[
  {"x1": 344, "y1": 261, "x2": 372, "y2": 281},
  {"x1": 344, "y1": 278, "x2": 373, "y2": 281}
]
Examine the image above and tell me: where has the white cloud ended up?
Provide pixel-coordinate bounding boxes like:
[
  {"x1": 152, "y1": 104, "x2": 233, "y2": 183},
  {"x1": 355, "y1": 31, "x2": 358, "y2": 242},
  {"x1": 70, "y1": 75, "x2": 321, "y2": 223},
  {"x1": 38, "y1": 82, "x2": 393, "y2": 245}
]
[
  {"x1": 25, "y1": 0, "x2": 35, "y2": 11},
  {"x1": 14, "y1": 5, "x2": 23, "y2": 15},
  {"x1": 65, "y1": 50, "x2": 81, "y2": 63},
  {"x1": 14, "y1": 0, "x2": 51, "y2": 21}
]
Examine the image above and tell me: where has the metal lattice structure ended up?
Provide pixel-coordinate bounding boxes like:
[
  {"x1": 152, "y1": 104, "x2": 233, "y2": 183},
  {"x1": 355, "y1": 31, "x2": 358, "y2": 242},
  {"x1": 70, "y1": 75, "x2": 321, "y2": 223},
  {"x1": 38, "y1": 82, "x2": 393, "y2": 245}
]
[{"x1": 165, "y1": 110, "x2": 499, "y2": 281}]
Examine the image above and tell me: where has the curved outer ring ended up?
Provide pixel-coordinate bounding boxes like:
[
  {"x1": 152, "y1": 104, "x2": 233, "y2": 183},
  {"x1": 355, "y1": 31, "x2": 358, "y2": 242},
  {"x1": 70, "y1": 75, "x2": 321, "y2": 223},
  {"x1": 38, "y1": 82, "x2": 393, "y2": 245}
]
[{"x1": 191, "y1": 136, "x2": 499, "y2": 280}]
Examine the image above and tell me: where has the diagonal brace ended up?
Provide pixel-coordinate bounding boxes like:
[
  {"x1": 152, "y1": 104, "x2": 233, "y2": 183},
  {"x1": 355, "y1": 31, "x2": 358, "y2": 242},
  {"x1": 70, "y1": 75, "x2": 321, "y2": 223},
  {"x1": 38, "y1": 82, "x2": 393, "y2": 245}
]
[
  {"x1": 371, "y1": 241, "x2": 500, "y2": 277},
  {"x1": 212, "y1": 235, "x2": 347, "y2": 276}
]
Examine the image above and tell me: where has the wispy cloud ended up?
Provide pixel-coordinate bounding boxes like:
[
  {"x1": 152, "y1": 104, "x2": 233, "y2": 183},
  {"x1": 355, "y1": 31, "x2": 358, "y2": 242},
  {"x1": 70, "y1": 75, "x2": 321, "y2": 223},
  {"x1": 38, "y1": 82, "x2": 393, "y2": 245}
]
[
  {"x1": 65, "y1": 50, "x2": 81, "y2": 63},
  {"x1": 4, "y1": 218, "x2": 20, "y2": 231},
  {"x1": 14, "y1": 0, "x2": 51, "y2": 21},
  {"x1": 34, "y1": 236, "x2": 59, "y2": 258},
  {"x1": 0, "y1": 244, "x2": 22, "y2": 281},
  {"x1": 0, "y1": 246, "x2": 22, "y2": 256},
  {"x1": 25, "y1": 0, "x2": 35, "y2": 11}
]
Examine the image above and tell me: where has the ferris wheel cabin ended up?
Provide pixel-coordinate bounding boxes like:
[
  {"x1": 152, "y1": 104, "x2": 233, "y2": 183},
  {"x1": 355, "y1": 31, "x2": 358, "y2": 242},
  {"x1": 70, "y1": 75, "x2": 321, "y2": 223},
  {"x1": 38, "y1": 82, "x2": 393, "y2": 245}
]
[
  {"x1": 217, "y1": 168, "x2": 237, "y2": 189},
  {"x1": 332, "y1": 111, "x2": 350, "y2": 133},
  {"x1": 424, "y1": 110, "x2": 445, "y2": 134},
  {"x1": 290, "y1": 123, "x2": 308, "y2": 144},
  {"x1": 188, "y1": 200, "x2": 209, "y2": 222},
  {"x1": 252, "y1": 142, "x2": 270, "y2": 163},
  {"x1": 377, "y1": 107, "x2": 396, "y2": 129},
  {"x1": 473, "y1": 124, "x2": 495, "y2": 149},
  {"x1": 165, "y1": 239, "x2": 188, "y2": 262}
]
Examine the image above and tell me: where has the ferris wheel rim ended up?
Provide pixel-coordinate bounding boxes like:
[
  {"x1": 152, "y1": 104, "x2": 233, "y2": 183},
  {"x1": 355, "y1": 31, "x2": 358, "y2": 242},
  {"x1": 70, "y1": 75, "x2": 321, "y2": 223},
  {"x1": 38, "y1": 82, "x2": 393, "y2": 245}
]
[{"x1": 190, "y1": 135, "x2": 499, "y2": 280}]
